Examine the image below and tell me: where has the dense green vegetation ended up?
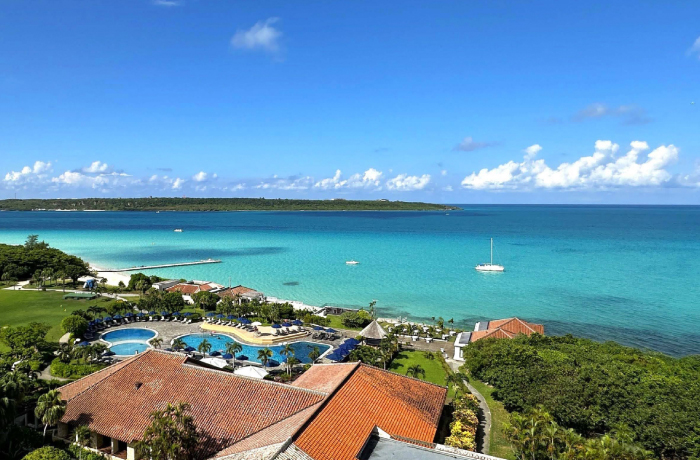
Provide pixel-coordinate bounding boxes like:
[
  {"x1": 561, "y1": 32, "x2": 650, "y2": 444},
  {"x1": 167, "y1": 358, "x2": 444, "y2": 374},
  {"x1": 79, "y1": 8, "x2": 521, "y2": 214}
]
[
  {"x1": 0, "y1": 236, "x2": 91, "y2": 284},
  {"x1": 461, "y1": 334, "x2": 700, "y2": 459},
  {"x1": 467, "y1": 379, "x2": 515, "y2": 460},
  {"x1": 0, "y1": 197, "x2": 459, "y2": 212}
]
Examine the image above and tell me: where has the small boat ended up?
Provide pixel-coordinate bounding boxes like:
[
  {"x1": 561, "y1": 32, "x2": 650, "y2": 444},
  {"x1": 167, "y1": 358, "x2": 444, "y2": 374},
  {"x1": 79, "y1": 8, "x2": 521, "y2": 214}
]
[
  {"x1": 346, "y1": 260, "x2": 360, "y2": 265},
  {"x1": 475, "y1": 238, "x2": 504, "y2": 272},
  {"x1": 174, "y1": 228, "x2": 183, "y2": 233}
]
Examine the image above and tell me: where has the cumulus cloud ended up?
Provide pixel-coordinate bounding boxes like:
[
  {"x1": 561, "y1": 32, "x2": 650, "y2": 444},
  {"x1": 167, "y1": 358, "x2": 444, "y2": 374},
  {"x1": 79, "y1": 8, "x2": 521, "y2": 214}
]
[
  {"x1": 572, "y1": 103, "x2": 651, "y2": 125},
  {"x1": 386, "y1": 174, "x2": 431, "y2": 191},
  {"x1": 255, "y1": 175, "x2": 313, "y2": 191},
  {"x1": 231, "y1": 18, "x2": 282, "y2": 53},
  {"x1": 193, "y1": 171, "x2": 208, "y2": 182},
  {"x1": 4, "y1": 161, "x2": 52, "y2": 186},
  {"x1": 453, "y1": 137, "x2": 496, "y2": 152},
  {"x1": 172, "y1": 178, "x2": 185, "y2": 190},
  {"x1": 688, "y1": 36, "x2": 700, "y2": 59},
  {"x1": 82, "y1": 161, "x2": 111, "y2": 173},
  {"x1": 314, "y1": 168, "x2": 383, "y2": 190},
  {"x1": 52, "y1": 171, "x2": 134, "y2": 189},
  {"x1": 461, "y1": 141, "x2": 679, "y2": 190}
]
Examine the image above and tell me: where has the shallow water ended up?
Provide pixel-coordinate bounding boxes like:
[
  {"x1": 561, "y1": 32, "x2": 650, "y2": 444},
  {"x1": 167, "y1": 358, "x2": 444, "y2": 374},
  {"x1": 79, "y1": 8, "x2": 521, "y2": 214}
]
[{"x1": 1, "y1": 206, "x2": 699, "y2": 356}]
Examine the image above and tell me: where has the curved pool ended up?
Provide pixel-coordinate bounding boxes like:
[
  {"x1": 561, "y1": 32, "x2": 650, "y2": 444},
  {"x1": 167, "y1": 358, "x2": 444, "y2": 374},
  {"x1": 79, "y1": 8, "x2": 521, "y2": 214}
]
[
  {"x1": 102, "y1": 328, "x2": 156, "y2": 356},
  {"x1": 178, "y1": 333, "x2": 331, "y2": 364}
]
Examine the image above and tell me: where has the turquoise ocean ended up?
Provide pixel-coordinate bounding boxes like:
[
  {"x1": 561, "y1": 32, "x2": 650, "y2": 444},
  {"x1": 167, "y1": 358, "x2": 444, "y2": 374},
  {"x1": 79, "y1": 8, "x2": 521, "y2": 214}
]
[{"x1": 1, "y1": 206, "x2": 699, "y2": 356}]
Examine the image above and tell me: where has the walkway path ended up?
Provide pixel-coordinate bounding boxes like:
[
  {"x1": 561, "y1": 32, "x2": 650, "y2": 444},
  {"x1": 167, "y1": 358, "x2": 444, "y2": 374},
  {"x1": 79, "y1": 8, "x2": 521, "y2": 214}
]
[
  {"x1": 447, "y1": 359, "x2": 491, "y2": 455},
  {"x1": 37, "y1": 366, "x2": 69, "y2": 382}
]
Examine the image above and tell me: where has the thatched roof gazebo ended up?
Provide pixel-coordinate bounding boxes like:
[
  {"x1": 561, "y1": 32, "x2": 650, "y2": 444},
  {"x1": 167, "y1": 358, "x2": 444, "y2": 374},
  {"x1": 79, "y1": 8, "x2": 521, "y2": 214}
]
[{"x1": 360, "y1": 320, "x2": 387, "y2": 346}]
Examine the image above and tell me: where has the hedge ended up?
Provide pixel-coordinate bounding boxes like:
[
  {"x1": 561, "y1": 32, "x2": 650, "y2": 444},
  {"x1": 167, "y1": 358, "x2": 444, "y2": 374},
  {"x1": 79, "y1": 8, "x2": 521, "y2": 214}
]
[{"x1": 50, "y1": 358, "x2": 105, "y2": 379}]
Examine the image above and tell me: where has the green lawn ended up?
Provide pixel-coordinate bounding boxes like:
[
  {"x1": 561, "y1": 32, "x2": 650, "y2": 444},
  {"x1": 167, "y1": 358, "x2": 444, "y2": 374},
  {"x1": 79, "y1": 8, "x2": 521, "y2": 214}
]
[
  {"x1": 0, "y1": 289, "x2": 118, "y2": 344},
  {"x1": 388, "y1": 350, "x2": 458, "y2": 399},
  {"x1": 324, "y1": 314, "x2": 361, "y2": 331},
  {"x1": 468, "y1": 378, "x2": 515, "y2": 460}
]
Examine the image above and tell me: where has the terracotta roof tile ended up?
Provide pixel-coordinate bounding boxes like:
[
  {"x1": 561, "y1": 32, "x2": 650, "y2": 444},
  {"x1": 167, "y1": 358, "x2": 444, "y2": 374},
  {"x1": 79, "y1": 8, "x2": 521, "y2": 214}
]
[
  {"x1": 488, "y1": 317, "x2": 544, "y2": 335},
  {"x1": 291, "y1": 363, "x2": 358, "y2": 394},
  {"x1": 293, "y1": 364, "x2": 447, "y2": 460},
  {"x1": 59, "y1": 350, "x2": 325, "y2": 459},
  {"x1": 167, "y1": 284, "x2": 200, "y2": 294}
]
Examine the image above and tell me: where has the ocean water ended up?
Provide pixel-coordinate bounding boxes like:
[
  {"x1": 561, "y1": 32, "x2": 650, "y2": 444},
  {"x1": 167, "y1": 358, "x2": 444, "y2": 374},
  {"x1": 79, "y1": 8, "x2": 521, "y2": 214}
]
[{"x1": 1, "y1": 206, "x2": 699, "y2": 356}]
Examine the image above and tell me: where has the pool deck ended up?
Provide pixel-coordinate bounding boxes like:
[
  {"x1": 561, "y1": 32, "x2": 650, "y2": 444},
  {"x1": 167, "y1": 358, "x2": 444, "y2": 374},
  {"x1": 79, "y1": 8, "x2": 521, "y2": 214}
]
[{"x1": 200, "y1": 322, "x2": 310, "y2": 345}]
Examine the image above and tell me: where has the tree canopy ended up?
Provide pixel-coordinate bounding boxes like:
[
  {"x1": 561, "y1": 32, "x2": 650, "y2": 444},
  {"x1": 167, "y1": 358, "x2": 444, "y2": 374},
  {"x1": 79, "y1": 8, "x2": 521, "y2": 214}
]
[
  {"x1": 0, "y1": 237, "x2": 90, "y2": 283},
  {"x1": 460, "y1": 334, "x2": 700, "y2": 459},
  {"x1": 135, "y1": 402, "x2": 199, "y2": 460}
]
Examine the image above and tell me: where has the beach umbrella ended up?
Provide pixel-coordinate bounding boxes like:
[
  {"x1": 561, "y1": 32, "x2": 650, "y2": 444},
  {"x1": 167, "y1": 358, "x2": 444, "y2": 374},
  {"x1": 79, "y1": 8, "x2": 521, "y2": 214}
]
[
  {"x1": 237, "y1": 355, "x2": 249, "y2": 361},
  {"x1": 237, "y1": 317, "x2": 246, "y2": 322},
  {"x1": 113, "y1": 314, "x2": 122, "y2": 319},
  {"x1": 292, "y1": 320, "x2": 303, "y2": 326},
  {"x1": 172, "y1": 312, "x2": 180, "y2": 316},
  {"x1": 103, "y1": 316, "x2": 112, "y2": 321},
  {"x1": 206, "y1": 312, "x2": 216, "y2": 317},
  {"x1": 184, "y1": 312, "x2": 193, "y2": 316},
  {"x1": 149, "y1": 311, "x2": 157, "y2": 315},
  {"x1": 222, "y1": 353, "x2": 233, "y2": 359},
  {"x1": 265, "y1": 359, "x2": 280, "y2": 367},
  {"x1": 216, "y1": 314, "x2": 224, "y2": 318},
  {"x1": 95, "y1": 318, "x2": 103, "y2": 323},
  {"x1": 125, "y1": 312, "x2": 133, "y2": 317},
  {"x1": 161, "y1": 311, "x2": 169, "y2": 316},
  {"x1": 251, "y1": 321, "x2": 262, "y2": 327},
  {"x1": 137, "y1": 313, "x2": 144, "y2": 317},
  {"x1": 240, "y1": 318, "x2": 251, "y2": 325},
  {"x1": 210, "y1": 351, "x2": 221, "y2": 357},
  {"x1": 313, "y1": 326, "x2": 324, "y2": 331},
  {"x1": 184, "y1": 346, "x2": 196, "y2": 352},
  {"x1": 282, "y1": 322, "x2": 292, "y2": 327},
  {"x1": 325, "y1": 328, "x2": 337, "y2": 333},
  {"x1": 345, "y1": 338, "x2": 360, "y2": 345},
  {"x1": 227, "y1": 315, "x2": 236, "y2": 320},
  {"x1": 271, "y1": 324, "x2": 282, "y2": 329}
]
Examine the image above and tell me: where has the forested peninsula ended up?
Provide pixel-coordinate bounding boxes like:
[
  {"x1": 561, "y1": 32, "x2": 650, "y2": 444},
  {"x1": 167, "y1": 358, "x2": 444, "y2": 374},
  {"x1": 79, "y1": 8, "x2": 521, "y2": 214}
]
[{"x1": 0, "y1": 198, "x2": 459, "y2": 212}]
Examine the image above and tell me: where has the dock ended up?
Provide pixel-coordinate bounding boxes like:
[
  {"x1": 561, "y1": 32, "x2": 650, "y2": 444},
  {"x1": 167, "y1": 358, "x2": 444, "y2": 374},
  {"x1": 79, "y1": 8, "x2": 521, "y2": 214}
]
[{"x1": 97, "y1": 259, "x2": 222, "y2": 272}]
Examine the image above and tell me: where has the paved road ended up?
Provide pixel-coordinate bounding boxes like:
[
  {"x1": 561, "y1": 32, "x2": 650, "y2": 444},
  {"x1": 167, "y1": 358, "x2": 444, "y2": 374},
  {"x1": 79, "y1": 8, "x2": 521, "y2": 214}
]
[{"x1": 447, "y1": 359, "x2": 492, "y2": 455}]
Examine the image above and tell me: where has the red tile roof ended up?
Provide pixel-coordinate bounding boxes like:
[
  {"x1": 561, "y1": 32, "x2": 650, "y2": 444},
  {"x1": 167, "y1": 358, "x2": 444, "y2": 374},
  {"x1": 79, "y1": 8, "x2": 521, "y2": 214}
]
[
  {"x1": 291, "y1": 363, "x2": 358, "y2": 394},
  {"x1": 58, "y1": 350, "x2": 325, "y2": 459},
  {"x1": 293, "y1": 364, "x2": 447, "y2": 460},
  {"x1": 167, "y1": 283, "x2": 201, "y2": 294},
  {"x1": 470, "y1": 317, "x2": 544, "y2": 343}
]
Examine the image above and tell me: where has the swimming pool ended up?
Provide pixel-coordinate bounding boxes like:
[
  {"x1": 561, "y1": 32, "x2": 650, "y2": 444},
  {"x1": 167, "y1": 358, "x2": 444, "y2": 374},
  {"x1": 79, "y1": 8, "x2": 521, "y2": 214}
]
[
  {"x1": 177, "y1": 333, "x2": 331, "y2": 364},
  {"x1": 102, "y1": 328, "x2": 157, "y2": 356}
]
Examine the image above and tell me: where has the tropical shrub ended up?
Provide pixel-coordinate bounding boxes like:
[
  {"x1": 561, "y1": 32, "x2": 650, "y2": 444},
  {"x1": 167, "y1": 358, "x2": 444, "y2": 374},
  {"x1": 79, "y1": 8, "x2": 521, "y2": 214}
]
[
  {"x1": 445, "y1": 393, "x2": 479, "y2": 451},
  {"x1": 61, "y1": 315, "x2": 89, "y2": 336},
  {"x1": 22, "y1": 446, "x2": 70, "y2": 460},
  {"x1": 340, "y1": 310, "x2": 372, "y2": 328},
  {"x1": 50, "y1": 358, "x2": 104, "y2": 379},
  {"x1": 67, "y1": 445, "x2": 108, "y2": 460}
]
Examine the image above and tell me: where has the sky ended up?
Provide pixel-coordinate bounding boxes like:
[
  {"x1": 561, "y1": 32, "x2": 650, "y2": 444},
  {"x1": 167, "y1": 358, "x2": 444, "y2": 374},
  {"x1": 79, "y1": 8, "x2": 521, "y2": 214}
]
[{"x1": 0, "y1": 0, "x2": 699, "y2": 204}]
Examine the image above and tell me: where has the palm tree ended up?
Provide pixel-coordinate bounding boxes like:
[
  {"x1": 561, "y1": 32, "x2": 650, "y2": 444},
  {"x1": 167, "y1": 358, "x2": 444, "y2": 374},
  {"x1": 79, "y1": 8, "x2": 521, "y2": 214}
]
[
  {"x1": 87, "y1": 305, "x2": 103, "y2": 319},
  {"x1": 73, "y1": 425, "x2": 91, "y2": 458},
  {"x1": 172, "y1": 338, "x2": 186, "y2": 352},
  {"x1": 150, "y1": 337, "x2": 163, "y2": 349},
  {"x1": 57, "y1": 343, "x2": 73, "y2": 363},
  {"x1": 257, "y1": 347, "x2": 273, "y2": 368},
  {"x1": 197, "y1": 339, "x2": 212, "y2": 356},
  {"x1": 406, "y1": 364, "x2": 426, "y2": 380},
  {"x1": 225, "y1": 342, "x2": 243, "y2": 369},
  {"x1": 35, "y1": 389, "x2": 66, "y2": 436},
  {"x1": 280, "y1": 344, "x2": 295, "y2": 375},
  {"x1": 308, "y1": 346, "x2": 321, "y2": 365},
  {"x1": 445, "y1": 373, "x2": 465, "y2": 398}
]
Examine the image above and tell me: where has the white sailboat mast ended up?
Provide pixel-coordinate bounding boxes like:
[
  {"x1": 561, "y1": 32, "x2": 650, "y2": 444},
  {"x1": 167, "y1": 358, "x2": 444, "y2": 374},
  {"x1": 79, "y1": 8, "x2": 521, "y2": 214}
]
[{"x1": 490, "y1": 238, "x2": 493, "y2": 265}]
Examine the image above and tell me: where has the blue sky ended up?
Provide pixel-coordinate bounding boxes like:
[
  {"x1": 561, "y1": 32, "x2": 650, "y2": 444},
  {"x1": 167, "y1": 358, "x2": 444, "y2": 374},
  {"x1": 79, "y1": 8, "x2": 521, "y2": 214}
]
[{"x1": 1, "y1": 0, "x2": 698, "y2": 203}]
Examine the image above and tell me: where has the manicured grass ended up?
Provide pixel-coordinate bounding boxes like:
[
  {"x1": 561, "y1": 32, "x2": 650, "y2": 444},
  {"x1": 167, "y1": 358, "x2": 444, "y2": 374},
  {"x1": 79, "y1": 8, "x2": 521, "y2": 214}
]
[
  {"x1": 324, "y1": 314, "x2": 361, "y2": 331},
  {"x1": 468, "y1": 378, "x2": 515, "y2": 460},
  {"x1": 0, "y1": 289, "x2": 118, "y2": 344},
  {"x1": 388, "y1": 350, "x2": 457, "y2": 399}
]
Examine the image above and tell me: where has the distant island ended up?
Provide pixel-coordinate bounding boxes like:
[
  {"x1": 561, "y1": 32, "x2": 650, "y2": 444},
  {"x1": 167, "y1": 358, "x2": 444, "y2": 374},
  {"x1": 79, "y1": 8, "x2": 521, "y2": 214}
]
[{"x1": 0, "y1": 197, "x2": 460, "y2": 212}]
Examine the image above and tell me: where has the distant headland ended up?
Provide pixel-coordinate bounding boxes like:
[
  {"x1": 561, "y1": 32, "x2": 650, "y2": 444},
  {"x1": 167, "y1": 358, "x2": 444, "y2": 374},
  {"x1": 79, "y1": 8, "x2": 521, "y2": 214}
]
[{"x1": 0, "y1": 197, "x2": 460, "y2": 212}]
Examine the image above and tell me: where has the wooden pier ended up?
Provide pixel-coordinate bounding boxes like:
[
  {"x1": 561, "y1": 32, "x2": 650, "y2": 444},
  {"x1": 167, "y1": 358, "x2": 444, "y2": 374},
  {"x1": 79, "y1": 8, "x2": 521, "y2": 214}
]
[{"x1": 97, "y1": 259, "x2": 222, "y2": 272}]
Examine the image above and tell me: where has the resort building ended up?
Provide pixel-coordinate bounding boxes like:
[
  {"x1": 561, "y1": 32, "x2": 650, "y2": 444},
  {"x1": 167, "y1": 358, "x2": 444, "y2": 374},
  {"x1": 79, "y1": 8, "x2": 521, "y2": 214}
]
[
  {"x1": 151, "y1": 279, "x2": 180, "y2": 291},
  {"x1": 166, "y1": 280, "x2": 225, "y2": 303},
  {"x1": 359, "y1": 320, "x2": 388, "y2": 346},
  {"x1": 213, "y1": 285, "x2": 265, "y2": 303},
  {"x1": 55, "y1": 349, "x2": 496, "y2": 460},
  {"x1": 453, "y1": 317, "x2": 545, "y2": 361}
]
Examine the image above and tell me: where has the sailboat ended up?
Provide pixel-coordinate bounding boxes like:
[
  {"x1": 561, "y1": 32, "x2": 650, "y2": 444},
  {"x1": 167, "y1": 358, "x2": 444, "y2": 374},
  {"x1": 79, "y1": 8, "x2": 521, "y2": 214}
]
[{"x1": 475, "y1": 238, "x2": 504, "y2": 272}]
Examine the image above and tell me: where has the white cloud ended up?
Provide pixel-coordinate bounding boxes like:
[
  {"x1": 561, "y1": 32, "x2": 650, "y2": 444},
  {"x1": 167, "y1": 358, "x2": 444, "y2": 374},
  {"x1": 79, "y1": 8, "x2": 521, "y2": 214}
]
[
  {"x1": 453, "y1": 137, "x2": 496, "y2": 152},
  {"x1": 231, "y1": 18, "x2": 282, "y2": 53},
  {"x1": 573, "y1": 103, "x2": 651, "y2": 125},
  {"x1": 443, "y1": 185, "x2": 453, "y2": 192},
  {"x1": 256, "y1": 175, "x2": 313, "y2": 191},
  {"x1": 314, "y1": 168, "x2": 383, "y2": 190},
  {"x1": 687, "y1": 36, "x2": 700, "y2": 59},
  {"x1": 82, "y1": 161, "x2": 110, "y2": 173},
  {"x1": 193, "y1": 171, "x2": 208, "y2": 182},
  {"x1": 441, "y1": 170, "x2": 448, "y2": 176},
  {"x1": 172, "y1": 178, "x2": 185, "y2": 190},
  {"x1": 4, "y1": 161, "x2": 52, "y2": 186},
  {"x1": 386, "y1": 174, "x2": 431, "y2": 191},
  {"x1": 461, "y1": 141, "x2": 680, "y2": 190},
  {"x1": 51, "y1": 171, "x2": 134, "y2": 190},
  {"x1": 153, "y1": 0, "x2": 181, "y2": 6}
]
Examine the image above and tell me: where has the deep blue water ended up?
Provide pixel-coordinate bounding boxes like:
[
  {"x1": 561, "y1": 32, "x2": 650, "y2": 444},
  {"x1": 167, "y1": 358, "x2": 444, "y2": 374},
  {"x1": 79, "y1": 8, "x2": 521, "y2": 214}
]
[{"x1": 1, "y1": 206, "x2": 699, "y2": 356}]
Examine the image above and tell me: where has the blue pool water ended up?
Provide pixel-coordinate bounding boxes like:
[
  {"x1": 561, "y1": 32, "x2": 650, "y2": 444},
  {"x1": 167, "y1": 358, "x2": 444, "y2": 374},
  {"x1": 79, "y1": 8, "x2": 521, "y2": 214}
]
[
  {"x1": 178, "y1": 333, "x2": 331, "y2": 364},
  {"x1": 102, "y1": 328, "x2": 156, "y2": 355},
  {"x1": 102, "y1": 328, "x2": 156, "y2": 342},
  {"x1": 2, "y1": 207, "x2": 700, "y2": 356},
  {"x1": 109, "y1": 342, "x2": 150, "y2": 355}
]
